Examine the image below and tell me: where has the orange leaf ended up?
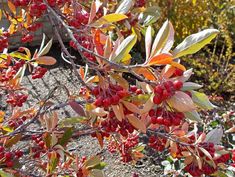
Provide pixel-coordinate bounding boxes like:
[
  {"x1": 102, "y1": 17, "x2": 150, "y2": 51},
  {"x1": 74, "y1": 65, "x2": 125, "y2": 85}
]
[
  {"x1": 147, "y1": 54, "x2": 173, "y2": 66},
  {"x1": 161, "y1": 65, "x2": 175, "y2": 78},
  {"x1": 79, "y1": 67, "x2": 85, "y2": 80},
  {"x1": 35, "y1": 56, "x2": 57, "y2": 65},
  {"x1": 126, "y1": 115, "x2": 146, "y2": 133},
  {"x1": 94, "y1": 29, "x2": 104, "y2": 56},
  {"x1": 133, "y1": 68, "x2": 156, "y2": 81},
  {"x1": 96, "y1": 132, "x2": 104, "y2": 148},
  {"x1": 8, "y1": 1, "x2": 16, "y2": 15},
  {"x1": 171, "y1": 61, "x2": 186, "y2": 71}
]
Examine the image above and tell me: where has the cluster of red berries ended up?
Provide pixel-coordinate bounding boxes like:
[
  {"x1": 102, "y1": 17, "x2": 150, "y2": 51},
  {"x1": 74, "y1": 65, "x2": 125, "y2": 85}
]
[
  {"x1": 101, "y1": 117, "x2": 135, "y2": 137},
  {"x1": 68, "y1": 11, "x2": 89, "y2": 28},
  {"x1": 21, "y1": 34, "x2": 34, "y2": 43},
  {"x1": 6, "y1": 93, "x2": 28, "y2": 107},
  {"x1": 13, "y1": 0, "x2": 30, "y2": 7},
  {"x1": 0, "y1": 146, "x2": 23, "y2": 168},
  {"x1": 185, "y1": 162, "x2": 217, "y2": 176},
  {"x1": 47, "y1": 0, "x2": 70, "y2": 7},
  {"x1": 32, "y1": 66, "x2": 48, "y2": 79},
  {"x1": 0, "y1": 36, "x2": 8, "y2": 52},
  {"x1": 149, "y1": 108, "x2": 185, "y2": 126},
  {"x1": 148, "y1": 135, "x2": 166, "y2": 151},
  {"x1": 92, "y1": 84, "x2": 129, "y2": 108},
  {"x1": 153, "y1": 80, "x2": 183, "y2": 105},
  {"x1": 108, "y1": 134, "x2": 139, "y2": 162},
  {"x1": 27, "y1": 23, "x2": 43, "y2": 32},
  {"x1": 8, "y1": 116, "x2": 27, "y2": 129},
  {"x1": 0, "y1": 67, "x2": 17, "y2": 82},
  {"x1": 69, "y1": 35, "x2": 97, "y2": 62},
  {"x1": 135, "y1": 0, "x2": 146, "y2": 7},
  {"x1": 129, "y1": 85, "x2": 144, "y2": 95},
  {"x1": 31, "y1": 134, "x2": 46, "y2": 158},
  {"x1": 13, "y1": 60, "x2": 25, "y2": 70},
  {"x1": 29, "y1": 1, "x2": 47, "y2": 17}
]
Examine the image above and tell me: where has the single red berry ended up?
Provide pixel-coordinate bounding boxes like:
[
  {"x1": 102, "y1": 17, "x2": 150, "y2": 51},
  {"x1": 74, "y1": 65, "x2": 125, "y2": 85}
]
[
  {"x1": 154, "y1": 85, "x2": 164, "y2": 95},
  {"x1": 38, "y1": 141, "x2": 45, "y2": 148},
  {"x1": 153, "y1": 95, "x2": 162, "y2": 104},
  {"x1": 130, "y1": 85, "x2": 137, "y2": 92},
  {"x1": 5, "y1": 152, "x2": 12, "y2": 160},
  {"x1": 173, "y1": 80, "x2": 183, "y2": 90},
  {"x1": 148, "y1": 109, "x2": 155, "y2": 117},
  {"x1": 6, "y1": 161, "x2": 14, "y2": 167}
]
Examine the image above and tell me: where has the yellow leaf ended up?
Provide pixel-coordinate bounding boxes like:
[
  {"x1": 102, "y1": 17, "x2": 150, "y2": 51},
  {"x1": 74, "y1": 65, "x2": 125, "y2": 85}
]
[
  {"x1": 127, "y1": 114, "x2": 146, "y2": 133},
  {"x1": 147, "y1": 54, "x2": 173, "y2": 66},
  {"x1": 94, "y1": 13, "x2": 127, "y2": 26},
  {"x1": 110, "y1": 73, "x2": 129, "y2": 90},
  {"x1": 8, "y1": 1, "x2": 16, "y2": 15},
  {"x1": 133, "y1": 67, "x2": 156, "y2": 81},
  {"x1": 0, "y1": 10, "x2": 2, "y2": 21},
  {"x1": 0, "y1": 111, "x2": 5, "y2": 123},
  {"x1": 35, "y1": 56, "x2": 57, "y2": 65}
]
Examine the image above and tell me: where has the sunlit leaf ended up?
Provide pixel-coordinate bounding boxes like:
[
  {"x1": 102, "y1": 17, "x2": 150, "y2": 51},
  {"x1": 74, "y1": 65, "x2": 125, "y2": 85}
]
[
  {"x1": 126, "y1": 114, "x2": 146, "y2": 133},
  {"x1": 93, "y1": 13, "x2": 128, "y2": 26},
  {"x1": 5, "y1": 134, "x2": 22, "y2": 148},
  {"x1": 88, "y1": 0, "x2": 102, "y2": 24},
  {"x1": 8, "y1": 1, "x2": 16, "y2": 15},
  {"x1": 181, "y1": 82, "x2": 203, "y2": 91},
  {"x1": 133, "y1": 67, "x2": 156, "y2": 81},
  {"x1": 167, "y1": 91, "x2": 196, "y2": 112},
  {"x1": 112, "y1": 33, "x2": 137, "y2": 63},
  {"x1": 35, "y1": 56, "x2": 56, "y2": 65},
  {"x1": 205, "y1": 127, "x2": 223, "y2": 144},
  {"x1": 115, "y1": 0, "x2": 133, "y2": 14},
  {"x1": 145, "y1": 26, "x2": 152, "y2": 60},
  {"x1": 170, "y1": 61, "x2": 186, "y2": 71},
  {"x1": 184, "y1": 110, "x2": 202, "y2": 122},
  {"x1": 111, "y1": 104, "x2": 124, "y2": 121},
  {"x1": 150, "y1": 20, "x2": 171, "y2": 58},
  {"x1": 38, "y1": 38, "x2": 53, "y2": 57},
  {"x1": 172, "y1": 29, "x2": 219, "y2": 58},
  {"x1": 110, "y1": 73, "x2": 129, "y2": 90},
  {"x1": 191, "y1": 91, "x2": 217, "y2": 110},
  {"x1": 121, "y1": 101, "x2": 140, "y2": 114},
  {"x1": 147, "y1": 53, "x2": 173, "y2": 66}
]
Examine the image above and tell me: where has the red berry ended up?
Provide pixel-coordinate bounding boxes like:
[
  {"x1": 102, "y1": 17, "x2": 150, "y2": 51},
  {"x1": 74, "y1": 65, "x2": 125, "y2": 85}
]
[
  {"x1": 38, "y1": 141, "x2": 45, "y2": 148},
  {"x1": 153, "y1": 95, "x2": 162, "y2": 104},
  {"x1": 130, "y1": 85, "x2": 137, "y2": 92},
  {"x1": 135, "y1": 89, "x2": 143, "y2": 95},
  {"x1": 148, "y1": 109, "x2": 155, "y2": 117},
  {"x1": 173, "y1": 80, "x2": 183, "y2": 90},
  {"x1": 5, "y1": 152, "x2": 12, "y2": 160},
  {"x1": 151, "y1": 116, "x2": 158, "y2": 124},
  {"x1": 154, "y1": 85, "x2": 164, "y2": 95},
  {"x1": 174, "y1": 68, "x2": 184, "y2": 76},
  {"x1": 6, "y1": 161, "x2": 14, "y2": 167}
]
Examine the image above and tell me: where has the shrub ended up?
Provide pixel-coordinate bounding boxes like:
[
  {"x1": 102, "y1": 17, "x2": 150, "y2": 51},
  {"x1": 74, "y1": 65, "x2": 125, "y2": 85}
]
[{"x1": 0, "y1": 0, "x2": 234, "y2": 176}]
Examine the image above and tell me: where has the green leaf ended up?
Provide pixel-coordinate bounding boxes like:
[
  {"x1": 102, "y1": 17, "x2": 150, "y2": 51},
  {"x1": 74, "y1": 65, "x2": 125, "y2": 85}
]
[
  {"x1": 59, "y1": 117, "x2": 88, "y2": 127},
  {"x1": 0, "y1": 170, "x2": 14, "y2": 177},
  {"x1": 205, "y1": 127, "x2": 223, "y2": 144},
  {"x1": 112, "y1": 33, "x2": 137, "y2": 63},
  {"x1": 58, "y1": 127, "x2": 73, "y2": 146},
  {"x1": 5, "y1": 134, "x2": 22, "y2": 148},
  {"x1": 191, "y1": 91, "x2": 217, "y2": 110},
  {"x1": 85, "y1": 156, "x2": 102, "y2": 168},
  {"x1": 90, "y1": 169, "x2": 105, "y2": 177},
  {"x1": 150, "y1": 20, "x2": 171, "y2": 58},
  {"x1": 38, "y1": 38, "x2": 53, "y2": 57},
  {"x1": 90, "y1": 162, "x2": 107, "y2": 170},
  {"x1": 184, "y1": 110, "x2": 202, "y2": 122},
  {"x1": 172, "y1": 29, "x2": 219, "y2": 58},
  {"x1": 115, "y1": 0, "x2": 133, "y2": 14},
  {"x1": 133, "y1": 144, "x2": 145, "y2": 152},
  {"x1": 181, "y1": 82, "x2": 203, "y2": 91}
]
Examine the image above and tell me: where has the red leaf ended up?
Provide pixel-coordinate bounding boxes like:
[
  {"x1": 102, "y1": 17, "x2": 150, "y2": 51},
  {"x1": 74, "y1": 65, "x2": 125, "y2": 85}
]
[{"x1": 69, "y1": 101, "x2": 86, "y2": 116}]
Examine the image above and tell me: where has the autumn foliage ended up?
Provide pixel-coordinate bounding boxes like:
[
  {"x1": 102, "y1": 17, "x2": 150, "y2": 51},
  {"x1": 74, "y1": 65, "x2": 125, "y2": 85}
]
[{"x1": 0, "y1": 0, "x2": 235, "y2": 176}]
